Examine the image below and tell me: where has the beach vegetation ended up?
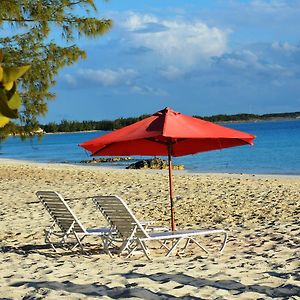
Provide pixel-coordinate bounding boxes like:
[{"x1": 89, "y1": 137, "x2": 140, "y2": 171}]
[
  {"x1": 0, "y1": 50, "x2": 31, "y2": 127},
  {"x1": 39, "y1": 111, "x2": 300, "y2": 133},
  {"x1": 0, "y1": 0, "x2": 112, "y2": 139}
]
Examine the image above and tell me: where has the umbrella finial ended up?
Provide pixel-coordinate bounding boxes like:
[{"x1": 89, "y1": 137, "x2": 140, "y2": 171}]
[{"x1": 159, "y1": 107, "x2": 177, "y2": 115}]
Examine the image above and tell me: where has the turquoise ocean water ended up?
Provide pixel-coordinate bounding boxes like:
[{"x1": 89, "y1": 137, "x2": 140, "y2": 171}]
[{"x1": 0, "y1": 120, "x2": 299, "y2": 175}]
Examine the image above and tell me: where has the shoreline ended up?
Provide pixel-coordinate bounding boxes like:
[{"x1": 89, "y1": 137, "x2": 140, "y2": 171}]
[
  {"x1": 1, "y1": 157, "x2": 300, "y2": 179},
  {"x1": 45, "y1": 129, "x2": 101, "y2": 135}
]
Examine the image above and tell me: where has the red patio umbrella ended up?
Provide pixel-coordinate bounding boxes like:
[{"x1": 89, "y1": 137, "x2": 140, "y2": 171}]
[{"x1": 79, "y1": 107, "x2": 255, "y2": 231}]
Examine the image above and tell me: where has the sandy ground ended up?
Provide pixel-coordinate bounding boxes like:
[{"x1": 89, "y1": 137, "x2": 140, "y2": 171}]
[{"x1": 0, "y1": 159, "x2": 299, "y2": 299}]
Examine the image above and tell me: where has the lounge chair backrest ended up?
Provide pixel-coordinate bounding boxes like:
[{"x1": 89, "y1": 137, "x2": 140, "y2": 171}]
[
  {"x1": 93, "y1": 195, "x2": 149, "y2": 239},
  {"x1": 36, "y1": 190, "x2": 86, "y2": 234}
]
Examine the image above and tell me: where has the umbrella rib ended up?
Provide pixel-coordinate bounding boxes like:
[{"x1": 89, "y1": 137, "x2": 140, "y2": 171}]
[
  {"x1": 92, "y1": 137, "x2": 252, "y2": 156},
  {"x1": 91, "y1": 137, "x2": 188, "y2": 156},
  {"x1": 92, "y1": 143, "x2": 115, "y2": 156},
  {"x1": 145, "y1": 137, "x2": 187, "y2": 145}
]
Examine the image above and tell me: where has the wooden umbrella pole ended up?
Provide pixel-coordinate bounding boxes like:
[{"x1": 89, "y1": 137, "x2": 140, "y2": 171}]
[{"x1": 168, "y1": 141, "x2": 176, "y2": 231}]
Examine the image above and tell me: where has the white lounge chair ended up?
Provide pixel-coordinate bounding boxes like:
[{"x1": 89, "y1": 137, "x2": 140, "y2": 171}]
[
  {"x1": 93, "y1": 195, "x2": 228, "y2": 260},
  {"x1": 36, "y1": 190, "x2": 114, "y2": 252}
]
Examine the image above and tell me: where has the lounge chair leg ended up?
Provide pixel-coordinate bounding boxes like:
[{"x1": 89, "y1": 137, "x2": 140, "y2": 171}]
[
  {"x1": 138, "y1": 240, "x2": 151, "y2": 261},
  {"x1": 178, "y1": 238, "x2": 191, "y2": 255},
  {"x1": 166, "y1": 238, "x2": 182, "y2": 257},
  {"x1": 220, "y1": 232, "x2": 228, "y2": 253},
  {"x1": 101, "y1": 236, "x2": 113, "y2": 257},
  {"x1": 119, "y1": 226, "x2": 138, "y2": 256},
  {"x1": 44, "y1": 229, "x2": 54, "y2": 251},
  {"x1": 119, "y1": 239, "x2": 134, "y2": 256},
  {"x1": 160, "y1": 240, "x2": 171, "y2": 251},
  {"x1": 126, "y1": 245, "x2": 137, "y2": 258},
  {"x1": 72, "y1": 233, "x2": 86, "y2": 251},
  {"x1": 190, "y1": 237, "x2": 209, "y2": 254},
  {"x1": 44, "y1": 221, "x2": 58, "y2": 251}
]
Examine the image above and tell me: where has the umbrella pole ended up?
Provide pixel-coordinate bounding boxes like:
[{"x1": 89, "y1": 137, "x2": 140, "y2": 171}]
[{"x1": 168, "y1": 142, "x2": 176, "y2": 231}]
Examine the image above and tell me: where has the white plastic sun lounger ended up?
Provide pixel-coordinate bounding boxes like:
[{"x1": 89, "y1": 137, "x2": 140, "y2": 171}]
[
  {"x1": 36, "y1": 191, "x2": 114, "y2": 252},
  {"x1": 93, "y1": 195, "x2": 228, "y2": 260}
]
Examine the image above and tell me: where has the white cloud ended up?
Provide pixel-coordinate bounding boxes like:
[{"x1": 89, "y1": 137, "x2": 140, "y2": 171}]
[
  {"x1": 251, "y1": 0, "x2": 286, "y2": 9},
  {"x1": 213, "y1": 48, "x2": 294, "y2": 81},
  {"x1": 119, "y1": 12, "x2": 229, "y2": 67},
  {"x1": 160, "y1": 66, "x2": 185, "y2": 80},
  {"x1": 63, "y1": 74, "x2": 77, "y2": 86},
  {"x1": 219, "y1": 50, "x2": 258, "y2": 69},
  {"x1": 123, "y1": 14, "x2": 158, "y2": 31},
  {"x1": 131, "y1": 85, "x2": 167, "y2": 96},
  {"x1": 271, "y1": 41, "x2": 298, "y2": 52},
  {"x1": 250, "y1": 0, "x2": 295, "y2": 11},
  {"x1": 61, "y1": 67, "x2": 168, "y2": 96},
  {"x1": 64, "y1": 68, "x2": 138, "y2": 87},
  {"x1": 77, "y1": 68, "x2": 137, "y2": 86}
]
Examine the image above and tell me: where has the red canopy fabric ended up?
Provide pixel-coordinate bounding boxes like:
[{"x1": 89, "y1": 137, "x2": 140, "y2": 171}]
[{"x1": 80, "y1": 107, "x2": 255, "y2": 157}]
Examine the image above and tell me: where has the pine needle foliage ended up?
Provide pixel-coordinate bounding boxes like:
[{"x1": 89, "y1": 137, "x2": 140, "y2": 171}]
[{"x1": 0, "y1": 0, "x2": 112, "y2": 139}]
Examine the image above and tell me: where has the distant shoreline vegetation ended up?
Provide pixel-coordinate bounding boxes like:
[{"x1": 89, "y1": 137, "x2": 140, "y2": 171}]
[{"x1": 39, "y1": 112, "x2": 300, "y2": 133}]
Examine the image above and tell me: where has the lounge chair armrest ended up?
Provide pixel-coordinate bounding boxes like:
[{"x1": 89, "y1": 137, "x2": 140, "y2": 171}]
[
  {"x1": 132, "y1": 221, "x2": 168, "y2": 232},
  {"x1": 139, "y1": 220, "x2": 153, "y2": 226},
  {"x1": 146, "y1": 226, "x2": 169, "y2": 232}
]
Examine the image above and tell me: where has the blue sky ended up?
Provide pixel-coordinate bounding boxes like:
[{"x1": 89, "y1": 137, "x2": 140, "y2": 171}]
[{"x1": 43, "y1": 0, "x2": 300, "y2": 122}]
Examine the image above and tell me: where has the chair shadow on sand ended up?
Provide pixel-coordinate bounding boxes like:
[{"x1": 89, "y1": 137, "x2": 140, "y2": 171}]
[{"x1": 10, "y1": 271, "x2": 300, "y2": 299}]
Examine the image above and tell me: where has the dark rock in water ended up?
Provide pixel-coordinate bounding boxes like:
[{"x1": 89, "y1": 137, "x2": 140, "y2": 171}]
[
  {"x1": 80, "y1": 157, "x2": 132, "y2": 164},
  {"x1": 126, "y1": 157, "x2": 184, "y2": 170}
]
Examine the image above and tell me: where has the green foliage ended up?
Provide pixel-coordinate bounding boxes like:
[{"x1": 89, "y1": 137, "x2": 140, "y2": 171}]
[
  {"x1": 39, "y1": 112, "x2": 300, "y2": 133},
  {"x1": 0, "y1": 50, "x2": 31, "y2": 127},
  {"x1": 0, "y1": 0, "x2": 112, "y2": 138},
  {"x1": 196, "y1": 112, "x2": 300, "y2": 122},
  {"x1": 200, "y1": 113, "x2": 258, "y2": 122}
]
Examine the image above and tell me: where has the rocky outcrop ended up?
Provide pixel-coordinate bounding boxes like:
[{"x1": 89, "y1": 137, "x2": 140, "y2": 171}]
[
  {"x1": 126, "y1": 157, "x2": 184, "y2": 170},
  {"x1": 80, "y1": 157, "x2": 132, "y2": 164}
]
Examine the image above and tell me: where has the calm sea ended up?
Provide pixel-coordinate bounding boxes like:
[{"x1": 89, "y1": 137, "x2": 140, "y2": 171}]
[{"x1": 0, "y1": 120, "x2": 299, "y2": 175}]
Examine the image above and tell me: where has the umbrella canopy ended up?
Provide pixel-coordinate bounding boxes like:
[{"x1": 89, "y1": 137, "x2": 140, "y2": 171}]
[{"x1": 80, "y1": 107, "x2": 255, "y2": 230}]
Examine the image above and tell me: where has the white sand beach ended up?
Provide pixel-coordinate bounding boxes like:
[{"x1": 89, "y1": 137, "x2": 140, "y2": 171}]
[{"x1": 0, "y1": 159, "x2": 299, "y2": 299}]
